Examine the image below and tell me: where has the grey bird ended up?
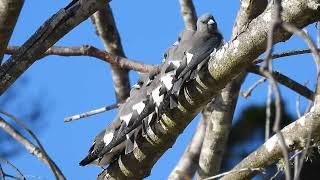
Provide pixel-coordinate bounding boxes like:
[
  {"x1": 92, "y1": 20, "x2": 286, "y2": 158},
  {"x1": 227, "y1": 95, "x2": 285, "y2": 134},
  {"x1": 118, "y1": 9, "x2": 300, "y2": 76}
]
[{"x1": 79, "y1": 13, "x2": 223, "y2": 167}]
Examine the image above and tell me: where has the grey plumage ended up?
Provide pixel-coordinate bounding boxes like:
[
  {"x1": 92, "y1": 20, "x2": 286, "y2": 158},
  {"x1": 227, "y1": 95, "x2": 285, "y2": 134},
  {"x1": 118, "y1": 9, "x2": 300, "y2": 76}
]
[{"x1": 79, "y1": 13, "x2": 223, "y2": 167}]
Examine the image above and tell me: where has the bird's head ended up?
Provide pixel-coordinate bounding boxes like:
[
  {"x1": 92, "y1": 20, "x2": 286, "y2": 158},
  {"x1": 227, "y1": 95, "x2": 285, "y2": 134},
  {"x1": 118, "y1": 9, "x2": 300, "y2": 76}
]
[{"x1": 197, "y1": 13, "x2": 218, "y2": 34}]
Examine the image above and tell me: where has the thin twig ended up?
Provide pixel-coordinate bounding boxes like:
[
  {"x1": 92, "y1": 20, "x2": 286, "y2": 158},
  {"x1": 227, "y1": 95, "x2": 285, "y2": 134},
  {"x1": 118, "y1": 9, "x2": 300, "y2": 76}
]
[
  {"x1": 0, "y1": 111, "x2": 65, "y2": 179},
  {"x1": 203, "y1": 168, "x2": 264, "y2": 180},
  {"x1": 64, "y1": 103, "x2": 120, "y2": 122},
  {"x1": 293, "y1": 131, "x2": 312, "y2": 180},
  {"x1": 259, "y1": 0, "x2": 291, "y2": 179},
  {"x1": 253, "y1": 48, "x2": 320, "y2": 64},
  {"x1": 0, "y1": 157, "x2": 25, "y2": 180},
  {"x1": 265, "y1": 84, "x2": 272, "y2": 142},
  {"x1": 0, "y1": 163, "x2": 5, "y2": 180},
  {"x1": 282, "y1": 22, "x2": 320, "y2": 105},
  {"x1": 249, "y1": 65, "x2": 314, "y2": 100},
  {"x1": 240, "y1": 77, "x2": 266, "y2": 98}
]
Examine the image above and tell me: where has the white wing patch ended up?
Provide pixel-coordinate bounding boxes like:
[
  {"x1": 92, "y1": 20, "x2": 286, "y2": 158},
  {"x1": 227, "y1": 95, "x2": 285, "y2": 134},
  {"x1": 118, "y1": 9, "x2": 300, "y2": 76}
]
[
  {"x1": 152, "y1": 86, "x2": 164, "y2": 107},
  {"x1": 186, "y1": 52, "x2": 193, "y2": 64},
  {"x1": 132, "y1": 101, "x2": 146, "y2": 114},
  {"x1": 161, "y1": 71, "x2": 174, "y2": 90},
  {"x1": 103, "y1": 132, "x2": 114, "y2": 145},
  {"x1": 169, "y1": 60, "x2": 181, "y2": 68},
  {"x1": 120, "y1": 113, "x2": 133, "y2": 125}
]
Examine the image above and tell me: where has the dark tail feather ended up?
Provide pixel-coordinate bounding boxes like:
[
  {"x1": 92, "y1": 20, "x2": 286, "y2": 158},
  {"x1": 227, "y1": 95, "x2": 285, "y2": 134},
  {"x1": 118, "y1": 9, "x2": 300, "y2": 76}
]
[{"x1": 79, "y1": 142, "x2": 104, "y2": 166}]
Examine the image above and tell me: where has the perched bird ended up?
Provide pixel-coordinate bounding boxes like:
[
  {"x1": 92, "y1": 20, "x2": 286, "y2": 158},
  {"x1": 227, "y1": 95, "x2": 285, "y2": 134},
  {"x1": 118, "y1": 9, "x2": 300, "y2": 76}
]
[{"x1": 79, "y1": 13, "x2": 223, "y2": 167}]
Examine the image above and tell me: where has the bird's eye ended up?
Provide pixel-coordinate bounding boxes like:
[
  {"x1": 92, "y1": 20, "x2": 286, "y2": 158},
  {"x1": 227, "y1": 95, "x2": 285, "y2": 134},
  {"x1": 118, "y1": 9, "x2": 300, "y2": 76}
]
[{"x1": 164, "y1": 52, "x2": 168, "y2": 59}]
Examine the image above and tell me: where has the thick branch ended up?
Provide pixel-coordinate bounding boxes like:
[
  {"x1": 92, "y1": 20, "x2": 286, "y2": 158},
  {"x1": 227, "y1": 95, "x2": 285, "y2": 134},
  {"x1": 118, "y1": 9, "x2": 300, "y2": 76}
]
[
  {"x1": 196, "y1": 75, "x2": 244, "y2": 179},
  {"x1": 0, "y1": 0, "x2": 24, "y2": 64},
  {"x1": 0, "y1": 0, "x2": 112, "y2": 95},
  {"x1": 99, "y1": 0, "x2": 320, "y2": 179},
  {"x1": 91, "y1": 5, "x2": 130, "y2": 101},
  {"x1": 220, "y1": 109, "x2": 320, "y2": 180},
  {"x1": 168, "y1": 117, "x2": 206, "y2": 180},
  {"x1": 231, "y1": 0, "x2": 268, "y2": 38},
  {"x1": 5, "y1": 45, "x2": 156, "y2": 73},
  {"x1": 179, "y1": 0, "x2": 197, "y2": 31}
]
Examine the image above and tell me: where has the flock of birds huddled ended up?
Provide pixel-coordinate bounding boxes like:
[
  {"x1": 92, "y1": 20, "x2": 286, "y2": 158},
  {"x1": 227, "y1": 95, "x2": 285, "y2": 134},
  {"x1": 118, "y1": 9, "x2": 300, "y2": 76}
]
[{"x1": 79, "y1": 13, "x2": 223, "y2": 167}]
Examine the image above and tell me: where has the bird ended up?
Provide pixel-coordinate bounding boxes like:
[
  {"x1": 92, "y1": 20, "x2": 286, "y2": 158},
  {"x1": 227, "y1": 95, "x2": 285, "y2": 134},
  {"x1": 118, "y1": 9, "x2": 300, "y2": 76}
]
[{"x1": 79, "y1": 13, "x2": 223, "y2": 167}]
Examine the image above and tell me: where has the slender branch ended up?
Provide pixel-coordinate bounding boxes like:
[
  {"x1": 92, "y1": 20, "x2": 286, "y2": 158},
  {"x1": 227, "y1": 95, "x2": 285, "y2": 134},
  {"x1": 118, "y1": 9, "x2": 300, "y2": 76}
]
[
  {"x1": 0, "y1": 162, "x2": 5, "y2": 180},
  {"x1": 64, "y1": 103, "x2": 120, "y2": 122},
  {"x1": 240, "y1": 77, "x2": 266, "y2": 98},
  {"x1": 5, "y1": 45, "x2": 157, "y2": 73},
  {"x1": 178, "y1": 0, "x2": 197, "y2": 31},
  {"x1": 0, "y1": 0, "x2": 112, "y2": 95},
  {"x1": 254, "y1": 48, "x2": 320, "y2": 64},
  {"x1": 0, "y1": 157, "x2": 25, "y2": 180},
  {"x1": 0, "y1": 112, "x2": 65, "y2": 179},
  {"x1": 248, "y1": 65, "x2": 314, "y2": 100},
  {"x1": 0, "y1": 0, "x2": 24, "y2": 64},
  {"x1": 91, "y1": 5, "x2": 130, "y2": 102}
]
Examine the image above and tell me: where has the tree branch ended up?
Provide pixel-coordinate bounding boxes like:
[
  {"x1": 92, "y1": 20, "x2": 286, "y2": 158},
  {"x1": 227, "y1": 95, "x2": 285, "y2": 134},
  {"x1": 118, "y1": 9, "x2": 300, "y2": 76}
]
[
  {"x1": 196, "y1": 75, "x2": 244, "y2": 179},
  {"x1": 0, "y1": 0, "x2": 24, "y2": 64},
  {"x1": 5, "y1": 45, "x2": 156, "y2": 73},
  {"x1": 91, "y1": 5, "x2": 130, "y2": 102},
  {"x1": 168, "y1": 117, "x2": 206, "y2": 180},
  {"x1": 249, "y1": 65, "x2": 315, "y2": 100},
  {"x1": 220, "y1": 109, "x2": 320, "y2": 180},
  {"x1": 0, "y1": 0, "x2": 112, "y2": 95},
  {"x1": 98, "y1": 0, "x2": 320, "y2": 179},
  {"x1": 0, "y1": 112, "x2": 65, "y2": 179}
]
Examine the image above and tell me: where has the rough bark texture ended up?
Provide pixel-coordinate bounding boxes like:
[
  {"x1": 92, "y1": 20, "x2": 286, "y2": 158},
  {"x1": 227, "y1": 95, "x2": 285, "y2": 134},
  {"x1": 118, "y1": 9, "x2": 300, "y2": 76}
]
[
  {"x1": 91, "y1": 5, "x2": 130, "y2": 101},
  {"x1": 196, "y1": 0, "x2": 267, "y2": 178},
  {"x1": 0, "y1": 0, "x2": 24, "y2": 64},
  {"x1": 98, "y1": 0, "x2": 320, "y2": 179},
  {"x1": 0, "y1": 0, "x2": 111, "y2": 95},
  {"x1": 168, "y1": 118, "x2": 206, "y2": 180},
  {"x1": 221, "y1": 109, "x2": 320, "y2": 180},
  {"x1": 196, "y1": 75, "x2": 244, "y2": 179}
]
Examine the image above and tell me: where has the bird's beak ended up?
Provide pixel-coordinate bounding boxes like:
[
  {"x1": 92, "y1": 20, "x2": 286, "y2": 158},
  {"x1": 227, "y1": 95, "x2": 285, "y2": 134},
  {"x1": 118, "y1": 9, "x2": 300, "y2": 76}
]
[
  {"x1": 207, "y1": 19, "x2": 215, "y2": 25},
  {"x1": 132, "y1": 84, "x2": 140, "y2": 89}
]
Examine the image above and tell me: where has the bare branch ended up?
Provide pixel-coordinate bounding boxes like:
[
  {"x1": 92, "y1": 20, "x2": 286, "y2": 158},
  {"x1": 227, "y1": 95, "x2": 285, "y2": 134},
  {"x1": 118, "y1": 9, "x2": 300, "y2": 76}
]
[
  {"x1": 221, "y1": 110, "x2": 320, "y2": 180},
  {"x1": 179, "y1": 0, "x2": 197, "y2": 31},
  {"x1": 0, "y1": 157, "x2": 25, "y2": 180},
  {"x1": 231, "y1": 0, "x2": 268, "y2": 38},
  {"x1": 64, "y1": 103, "x2": 120, "y2": 122},
  {"x1": 0, "y1": 0, "x2": 112, "y2": 95},
  {"x1": 0, "y1": 0, "x2": 24, "y2": 64},
  {"x1": 0, "y1": 112, "x2": 65, "y2": 179},
  {"x1": 204, "y1": 168, "x2": 264, "y2": 180},
  {"x1": 254, "y1": 48, "x2": 320, "y2": 64},
  {"x1": 98, "y1": 0, "x2": 320, "y2": 178},
  {"x1": 168, "y1": 117, "x2": 206, "y2": 180},
  {"x1": 196, "y1": 75, "x2": 244, "y2": 179},
  {"x1": 5, "y1": 45, "x2": 157, "y2": 73},
  {"x1": 249, "y1": 65, "x2": 314, "y2": 100},
  {"x1": 91, "y1": 5, "x2": 130, "y2": 102},
  {"x1": 240, "y1": 77, "x2": 266, "y2": 98}
]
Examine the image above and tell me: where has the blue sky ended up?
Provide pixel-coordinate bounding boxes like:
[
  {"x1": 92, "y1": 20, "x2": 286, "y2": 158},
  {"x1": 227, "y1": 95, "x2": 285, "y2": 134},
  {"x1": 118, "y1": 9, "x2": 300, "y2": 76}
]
[{"x1": 1, "y1": 0, "x2": 318, "y2": 179}]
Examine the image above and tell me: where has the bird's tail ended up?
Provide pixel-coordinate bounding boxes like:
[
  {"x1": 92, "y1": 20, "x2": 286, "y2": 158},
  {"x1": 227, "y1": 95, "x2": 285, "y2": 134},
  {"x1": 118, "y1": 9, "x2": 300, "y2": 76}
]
[{"x1": 79, "y1": 142, "x2": 104, "y2": 166}]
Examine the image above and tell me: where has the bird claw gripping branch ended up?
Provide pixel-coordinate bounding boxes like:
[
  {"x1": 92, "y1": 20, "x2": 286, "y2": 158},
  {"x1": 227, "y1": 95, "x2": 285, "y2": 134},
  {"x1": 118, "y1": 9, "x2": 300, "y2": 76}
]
[{"x1": 79, "y1": 13, "x2": 223, "y2": 167}]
